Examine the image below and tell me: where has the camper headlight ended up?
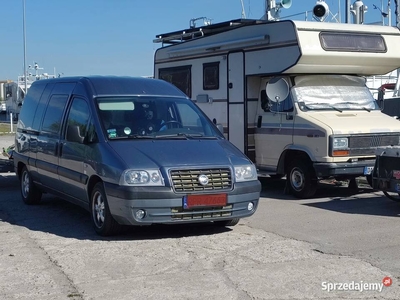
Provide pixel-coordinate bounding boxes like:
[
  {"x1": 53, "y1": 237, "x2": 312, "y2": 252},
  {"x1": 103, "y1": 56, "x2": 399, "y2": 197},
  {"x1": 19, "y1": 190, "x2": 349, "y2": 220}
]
[
  {"x1": 235, "y1": 165, "x2": 257, "y2": 182},
  {"x1": 332, "y1": 137, "x2": 348, "y2": 149},
  {"x1": 120, "y1": 169, "x2": 164, "y2": 186}
]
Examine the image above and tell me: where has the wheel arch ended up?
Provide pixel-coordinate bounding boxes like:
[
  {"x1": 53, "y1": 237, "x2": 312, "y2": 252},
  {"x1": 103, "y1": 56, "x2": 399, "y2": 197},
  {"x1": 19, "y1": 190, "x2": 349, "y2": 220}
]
[
  {"x1": 86, "y1": 175, "x2": 103, "y2": 207},
  {"x1": 16, "y1": 161, "x2": 26, "y2": 179},
  {"x1": 277, "y1": 149, "x2": 313, "y2": 174}
]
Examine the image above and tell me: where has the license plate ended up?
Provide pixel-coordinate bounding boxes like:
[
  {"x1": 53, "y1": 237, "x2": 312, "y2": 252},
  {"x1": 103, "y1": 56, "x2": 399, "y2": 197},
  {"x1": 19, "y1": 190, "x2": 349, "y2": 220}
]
[
  {"x1": 183, "y1": 194, "x2": 227, "y2": 209},
  {"x1": 364, "y1": 166, "x2": 374, "y2": 175}
]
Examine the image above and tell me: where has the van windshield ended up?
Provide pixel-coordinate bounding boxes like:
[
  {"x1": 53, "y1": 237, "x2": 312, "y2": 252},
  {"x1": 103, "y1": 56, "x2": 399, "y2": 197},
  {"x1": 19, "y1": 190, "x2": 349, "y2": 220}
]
[
  {"x1": 292, "y1": 75, "x2": 380, "y2": 112},
  {"x1": 96, "y1": 96, "x2": 223, "y2": 140}
]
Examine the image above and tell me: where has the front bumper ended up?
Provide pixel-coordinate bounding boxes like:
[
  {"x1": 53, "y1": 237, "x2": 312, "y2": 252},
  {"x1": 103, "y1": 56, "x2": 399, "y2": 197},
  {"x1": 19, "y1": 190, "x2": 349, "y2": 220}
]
[
  {"x1": 104, "y1": 180, "x2": 261, "y2": 226},
  {"x1": 313, "y1": 159, "x2": 375, "y2": 177}
]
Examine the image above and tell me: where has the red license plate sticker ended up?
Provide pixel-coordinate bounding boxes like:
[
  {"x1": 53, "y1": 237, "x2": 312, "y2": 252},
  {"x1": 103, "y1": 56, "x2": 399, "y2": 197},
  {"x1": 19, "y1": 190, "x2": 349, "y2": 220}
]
[{"x1": 183, "y1": 194, "x2": 227, "y2": 209}]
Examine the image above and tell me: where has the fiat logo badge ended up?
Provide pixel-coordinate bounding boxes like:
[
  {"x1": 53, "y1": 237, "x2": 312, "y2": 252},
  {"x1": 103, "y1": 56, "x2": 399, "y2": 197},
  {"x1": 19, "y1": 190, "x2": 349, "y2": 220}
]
[{"x1": 198, "y1": 174, "x2": 209, "y2": 186}]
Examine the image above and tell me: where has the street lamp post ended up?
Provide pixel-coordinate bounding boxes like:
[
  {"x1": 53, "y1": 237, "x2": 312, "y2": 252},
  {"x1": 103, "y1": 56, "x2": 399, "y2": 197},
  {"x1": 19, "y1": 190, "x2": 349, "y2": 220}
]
[{"x1": 22, "y1": 0, "x2": 27, "y2": 98}]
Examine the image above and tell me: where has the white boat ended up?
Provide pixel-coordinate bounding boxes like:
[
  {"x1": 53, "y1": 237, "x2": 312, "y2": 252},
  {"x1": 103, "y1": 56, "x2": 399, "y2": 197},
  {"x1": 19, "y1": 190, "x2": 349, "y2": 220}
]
[{"x1": 3, "y1": 63, "x2": 58, "y2": 119}]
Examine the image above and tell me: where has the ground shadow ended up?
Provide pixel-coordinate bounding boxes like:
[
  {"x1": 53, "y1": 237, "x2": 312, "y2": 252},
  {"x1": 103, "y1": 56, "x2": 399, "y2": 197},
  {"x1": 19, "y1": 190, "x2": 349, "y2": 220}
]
[
  {"x1": 259, "y1": 176, "x2": 373, "y2": 199},
  {"x1": 0, "y1": 174, "x2": 232, "y2": 241},
  {"x1": 259, "y1": 176, "x2": 400, "y2": 218}
]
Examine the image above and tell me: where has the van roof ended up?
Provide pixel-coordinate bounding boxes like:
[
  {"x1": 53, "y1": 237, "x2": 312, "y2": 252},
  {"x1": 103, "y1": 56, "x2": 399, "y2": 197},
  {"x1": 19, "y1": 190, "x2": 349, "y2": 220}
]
[{"x1": 30, "y1": 76, "x2": 187, "y2": 98}]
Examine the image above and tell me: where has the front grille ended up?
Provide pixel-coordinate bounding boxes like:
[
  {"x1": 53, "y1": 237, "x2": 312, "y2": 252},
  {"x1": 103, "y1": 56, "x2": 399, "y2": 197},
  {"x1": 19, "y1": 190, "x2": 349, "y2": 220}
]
[
  {"x1": 170, "y1": 168, "x2": 232, "y2": 193},
  {"x1": 348, "y1": 134, "x2": 399, "y2": 156},
  {"x1": 171, "y1": 205, "x2": 233, "y2": 220}
]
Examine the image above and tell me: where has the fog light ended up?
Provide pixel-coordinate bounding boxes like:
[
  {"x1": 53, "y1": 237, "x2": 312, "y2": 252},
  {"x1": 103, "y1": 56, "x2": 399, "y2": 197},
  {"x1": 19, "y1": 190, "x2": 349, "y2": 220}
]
[
  {"x1": 247, "y1": 202, "x2": 254, "y2": 211},
  {"x1": 135, "y1": 209, "x2": 146, "y2": 219}
]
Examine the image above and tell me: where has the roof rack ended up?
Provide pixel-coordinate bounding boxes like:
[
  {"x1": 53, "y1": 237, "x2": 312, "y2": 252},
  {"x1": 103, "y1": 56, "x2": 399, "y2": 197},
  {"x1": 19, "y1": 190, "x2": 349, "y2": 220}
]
[{"x1": 153, "y1": 19, "x2": 265, "y2": 45}]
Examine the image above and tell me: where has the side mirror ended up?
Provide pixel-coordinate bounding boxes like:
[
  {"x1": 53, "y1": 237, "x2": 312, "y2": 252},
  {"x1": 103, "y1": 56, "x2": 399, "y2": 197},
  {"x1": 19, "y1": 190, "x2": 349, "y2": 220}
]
[
  {"x1": 266, "y1": 78, "x2": 289, "y2": 103},
  {"x1": 67, "y1": 125, "x2": 85, "y2": 144}
]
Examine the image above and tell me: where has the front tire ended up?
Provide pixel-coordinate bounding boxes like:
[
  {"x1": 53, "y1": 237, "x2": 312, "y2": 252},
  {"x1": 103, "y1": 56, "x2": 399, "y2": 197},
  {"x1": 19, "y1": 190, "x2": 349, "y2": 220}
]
[
  {"x1": 91, "y1": 182, "x2": 121, "y2": 236},
  {"x1": 286, "y1": 159, "x2": 317, "y2": 199},
  {"x1": 20, "y1": 166, "x2": 42, "y2": 205}
]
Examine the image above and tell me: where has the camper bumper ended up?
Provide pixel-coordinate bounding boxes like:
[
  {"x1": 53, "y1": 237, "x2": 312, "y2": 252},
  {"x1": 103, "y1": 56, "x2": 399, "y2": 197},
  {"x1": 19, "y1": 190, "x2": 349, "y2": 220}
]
[
  {"x1": 313, "y1": 159, "x2": 375, "y2": 177},
  {"x1": 104, "y1": 180, "x2": 261, "y2": 226}
]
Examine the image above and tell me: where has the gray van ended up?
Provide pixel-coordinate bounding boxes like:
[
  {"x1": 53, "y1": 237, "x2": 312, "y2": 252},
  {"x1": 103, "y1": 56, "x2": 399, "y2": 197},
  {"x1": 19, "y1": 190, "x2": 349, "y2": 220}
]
[{"x1": 13, "y1": 76, "x2": 261, "y2": 236}]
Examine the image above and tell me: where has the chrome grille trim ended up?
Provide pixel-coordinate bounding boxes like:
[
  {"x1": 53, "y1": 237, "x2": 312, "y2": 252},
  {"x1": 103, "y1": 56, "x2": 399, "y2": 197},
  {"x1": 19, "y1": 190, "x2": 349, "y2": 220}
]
[
  {"x1": 348, "y1": 134, "x2": 399, "y2": 156},
  {"x1": 170, "y1": 168, "x2": 232, "y2": 193},
  {"x1": 171, "y1": 205, "x2": 233, "y2": 220},
  {"x1": 349, "y1": 135, "x2": 399, "y2": 149}
]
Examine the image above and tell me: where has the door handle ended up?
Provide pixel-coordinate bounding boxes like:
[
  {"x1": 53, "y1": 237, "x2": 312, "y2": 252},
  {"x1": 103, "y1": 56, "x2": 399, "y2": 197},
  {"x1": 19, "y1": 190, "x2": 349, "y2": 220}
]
[
  {"x1": 59, "y1": 142, "x2": 64, "y2": 157},
  {"x1": 286, "y1": 114, "x2": 293, "y2": 120}
]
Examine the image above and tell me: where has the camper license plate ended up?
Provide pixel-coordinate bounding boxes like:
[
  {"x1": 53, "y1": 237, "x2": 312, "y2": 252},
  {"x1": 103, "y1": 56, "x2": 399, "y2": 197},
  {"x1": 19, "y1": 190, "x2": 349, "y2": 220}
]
[
  {"x1": 363, "y1": 166, "x2": 374, "y2": 175},
  {"x1": 183, "y1": 194, "x2": 227, "y2": 209}
]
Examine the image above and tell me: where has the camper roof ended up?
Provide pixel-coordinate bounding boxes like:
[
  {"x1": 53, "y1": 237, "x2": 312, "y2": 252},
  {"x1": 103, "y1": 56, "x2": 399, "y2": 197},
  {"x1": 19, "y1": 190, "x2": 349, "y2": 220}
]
[{"x1": 154, "y1": 18, "x2": 266, "y2": 45}]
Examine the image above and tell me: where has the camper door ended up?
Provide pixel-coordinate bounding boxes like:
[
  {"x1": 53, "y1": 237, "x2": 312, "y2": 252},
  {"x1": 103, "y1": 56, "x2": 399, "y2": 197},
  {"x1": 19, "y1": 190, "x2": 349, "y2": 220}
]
[{"x1": 255, "y1": 78, "x2": 294, "y2": 169}]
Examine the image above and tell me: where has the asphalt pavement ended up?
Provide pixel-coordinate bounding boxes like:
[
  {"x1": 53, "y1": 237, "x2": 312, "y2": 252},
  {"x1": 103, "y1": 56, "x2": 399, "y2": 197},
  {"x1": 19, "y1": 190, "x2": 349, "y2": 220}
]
[{"x1": 0, "y1": 133, "x2": 399, "y2": 299}]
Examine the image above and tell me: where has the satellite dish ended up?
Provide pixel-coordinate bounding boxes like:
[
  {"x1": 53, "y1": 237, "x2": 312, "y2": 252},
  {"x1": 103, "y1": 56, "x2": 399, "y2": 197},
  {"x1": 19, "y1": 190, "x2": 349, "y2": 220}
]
[{"x1": 266, "y1": 78, "x2": 289, "y2": 103}]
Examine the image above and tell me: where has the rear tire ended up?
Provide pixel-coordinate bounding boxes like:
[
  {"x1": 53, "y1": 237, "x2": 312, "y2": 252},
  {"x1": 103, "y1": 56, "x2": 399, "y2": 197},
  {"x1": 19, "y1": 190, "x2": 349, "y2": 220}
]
[
  {"x1": 20, "y1": 166, "x2": 42, "y2": 205},
  {"x1": 286, "y1": 159, "x2": 317, "y2": 199},
  {"x1": 90, "y1": 182, "x2": 121, "y2": 236}
]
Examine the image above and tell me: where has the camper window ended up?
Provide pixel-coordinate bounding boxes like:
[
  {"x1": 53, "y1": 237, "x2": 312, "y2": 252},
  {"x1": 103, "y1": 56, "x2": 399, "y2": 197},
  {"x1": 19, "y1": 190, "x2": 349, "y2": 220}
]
[
  {"x1": 159, "y1": 66, "x2": 192, "y2": 98},
  {"x1": 203, "y1": 62, "x2": 219, "y2": 90}
]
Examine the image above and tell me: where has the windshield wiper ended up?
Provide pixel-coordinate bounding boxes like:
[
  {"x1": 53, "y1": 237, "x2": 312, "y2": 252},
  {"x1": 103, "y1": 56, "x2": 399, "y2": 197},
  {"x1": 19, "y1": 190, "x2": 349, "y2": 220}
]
[
  {"x1": 111, "y1": 133, "x2": 218, "y2": 140},
  {"x1": 109, "y1": 135, "x2": 155, "y2": 140},
  {"x1": 305, "y1": 103, "x2": 342, "y2": 112},
  {"x1": 153, "y1": 133, "x2": 218, "y2": 139},
  {"x1": 337, "y1": 101, "x2": 371, "y2": 112}
]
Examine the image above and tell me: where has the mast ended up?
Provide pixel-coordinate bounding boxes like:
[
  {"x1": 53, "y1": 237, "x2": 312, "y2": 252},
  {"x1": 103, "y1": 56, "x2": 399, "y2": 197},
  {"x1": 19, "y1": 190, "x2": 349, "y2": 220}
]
[{"x1": 240, "y1": 0, "x2": 246, "y2": 18}]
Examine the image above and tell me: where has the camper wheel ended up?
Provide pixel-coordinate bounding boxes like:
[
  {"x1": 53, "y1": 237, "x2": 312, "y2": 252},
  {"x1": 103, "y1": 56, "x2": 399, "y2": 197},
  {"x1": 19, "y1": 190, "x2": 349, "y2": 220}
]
[
  {"x1": 383, "y1": 191, "x2": 400, "y2": 202},
  {"x1": 286, "y1": 159, "x2": 317, "y2": 199}
]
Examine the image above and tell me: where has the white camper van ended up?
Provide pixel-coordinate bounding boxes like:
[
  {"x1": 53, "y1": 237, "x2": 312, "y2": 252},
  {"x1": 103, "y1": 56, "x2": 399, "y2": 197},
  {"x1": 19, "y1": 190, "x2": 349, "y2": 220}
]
[{"x1": 153, "y1": 19, "x2": 400, "y2": 198}]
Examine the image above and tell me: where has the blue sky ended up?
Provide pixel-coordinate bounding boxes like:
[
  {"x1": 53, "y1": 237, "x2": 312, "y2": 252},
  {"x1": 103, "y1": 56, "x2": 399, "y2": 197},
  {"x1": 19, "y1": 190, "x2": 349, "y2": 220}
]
[{"x1": 0, "y1": 0, "x2": 397, "y2": 80}]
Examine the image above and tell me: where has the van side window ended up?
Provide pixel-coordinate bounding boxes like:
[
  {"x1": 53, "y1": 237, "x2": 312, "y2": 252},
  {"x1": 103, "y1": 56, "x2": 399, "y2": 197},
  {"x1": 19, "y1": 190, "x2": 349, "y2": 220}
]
[
  {"x1": 32, "y1": 83, "x2": 55, "y2": 131},
  {"x1": 41, "y1": 94, "x2": 69, "y2": 133},
  {"x1": 18, "y1": 83, "x2": 45, "y2": 130},
  {"x1": 66, "y1": 98, "x2": 90, "y2": 141}
]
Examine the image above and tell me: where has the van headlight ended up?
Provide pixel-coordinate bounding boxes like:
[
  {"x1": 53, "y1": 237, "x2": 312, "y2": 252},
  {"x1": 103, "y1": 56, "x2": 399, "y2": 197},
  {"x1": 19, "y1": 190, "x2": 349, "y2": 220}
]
[
  {"x1": 120, "y1": 169, "x2": 164, "y2": 186},
  {"x1": 234, "y1": 165, "x2": 257, "y2": 182}
]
